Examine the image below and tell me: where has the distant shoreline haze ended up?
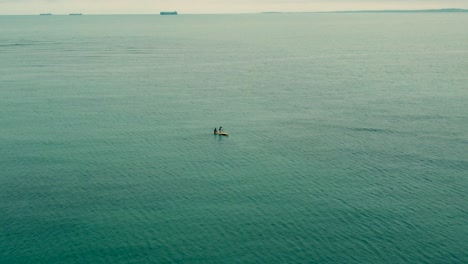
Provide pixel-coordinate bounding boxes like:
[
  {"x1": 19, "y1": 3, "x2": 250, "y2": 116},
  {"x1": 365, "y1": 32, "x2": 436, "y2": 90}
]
[
  {"x1": 1, "y1": 8, "x2": 468, "y2": 15},
  {"x1": 328, "y1": 8, "x2": 468, "y2": 13}
]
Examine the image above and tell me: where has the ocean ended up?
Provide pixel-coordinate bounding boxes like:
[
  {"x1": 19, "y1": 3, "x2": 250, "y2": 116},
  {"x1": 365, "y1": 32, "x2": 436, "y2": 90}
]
[{"x1": 1, "y1": 13, "x2": 467, "y2": 263}]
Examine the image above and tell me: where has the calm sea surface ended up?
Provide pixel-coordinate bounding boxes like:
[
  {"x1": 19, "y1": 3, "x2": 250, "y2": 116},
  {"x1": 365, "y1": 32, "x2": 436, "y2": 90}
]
[{"x1": 1, "y1": 13, "x2": 467, "y2": 263}]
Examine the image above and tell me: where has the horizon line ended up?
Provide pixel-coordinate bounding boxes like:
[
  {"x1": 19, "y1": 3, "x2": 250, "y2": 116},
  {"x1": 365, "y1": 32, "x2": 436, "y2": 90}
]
[{"x1": 1, "y1": 7, "x2": 468, "y2": 16}]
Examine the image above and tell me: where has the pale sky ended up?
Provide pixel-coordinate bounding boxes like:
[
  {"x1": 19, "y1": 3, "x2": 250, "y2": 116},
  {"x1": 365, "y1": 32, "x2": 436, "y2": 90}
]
[{"x1": 1, "y1": 0, "x2": 468, "y2": 15}]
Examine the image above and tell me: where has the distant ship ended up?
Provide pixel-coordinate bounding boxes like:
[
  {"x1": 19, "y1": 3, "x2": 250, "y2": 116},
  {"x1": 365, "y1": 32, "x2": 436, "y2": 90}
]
[
  {"x1": 160, "y1": 11, "x2": 178, "y2": 15},
  {"x1": 69, "y1": 13, "x2": 82, "y2": 15},
  {"x1": 40, "y1": 13, "x2": 52, "y2": 15}
]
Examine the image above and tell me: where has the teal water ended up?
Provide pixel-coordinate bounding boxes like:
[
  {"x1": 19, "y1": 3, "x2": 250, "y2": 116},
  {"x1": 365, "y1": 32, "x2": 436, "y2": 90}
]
[{"x1": 1, "y1": 14, "x2": 467, "y2": 263}]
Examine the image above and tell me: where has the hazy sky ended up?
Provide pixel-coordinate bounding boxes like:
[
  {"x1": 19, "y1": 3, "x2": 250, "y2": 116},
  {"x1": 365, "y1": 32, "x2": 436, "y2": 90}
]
[{"x1": 1, "y1": 0, "x2": 468, "y2": 15}]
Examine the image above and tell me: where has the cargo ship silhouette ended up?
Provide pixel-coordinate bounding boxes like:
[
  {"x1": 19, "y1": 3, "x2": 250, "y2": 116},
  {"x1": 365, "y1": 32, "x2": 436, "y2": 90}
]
[{"x1": 160, "y1": 11, "x2": 178, "y2": 15}]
